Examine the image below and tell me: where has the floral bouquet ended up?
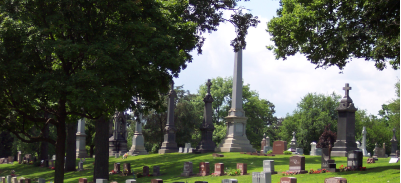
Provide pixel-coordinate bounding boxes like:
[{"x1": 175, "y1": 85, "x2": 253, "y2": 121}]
[
  {"x1": 109, "y1": 170, "x2": 116, "y2": 174},
  {"x1": 51, "y1": 167, "x2": 55, "y2": 170},
  {"x1": 122, "y1": 153, "x2": 129, "y2": 159},
  {"x1": 10, "y1": 170, "x2": 15, "y2": 177}
]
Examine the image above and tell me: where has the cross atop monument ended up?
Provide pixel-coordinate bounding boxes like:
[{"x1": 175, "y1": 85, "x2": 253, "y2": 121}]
[
  {"x1": 206, "y1": 79, "x2": 212, "y2": 95},
  {"x1": 343, "y1": 83, "x2": 351, "y2": 97}
]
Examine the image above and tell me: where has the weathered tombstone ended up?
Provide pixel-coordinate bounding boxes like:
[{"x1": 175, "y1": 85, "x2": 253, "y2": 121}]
[
  {"x1": 259, "y1": 172, "x2": 271, "y2": 183},
  {"x1": 52, "y1": 155, "x2": 56, "y2": 161},
  {"x1": 280, "y1": 177, "x2": 297, "y2": 183},
  {"x1": 18, "y1": 178, "x2": 24, "y2": 183},
  {"x1": 321, "y1": 148, "x2": 337, "y2": 172},
  {"x1": 79, "y1": 178, "x2": 88, "y2": 183},
  {"x1": 125, "y1": 179, "x2": 136, "y2": 183},
  {"x1": 331, "y1": 83, "x2": 358, "y2": 157},
  {"x1": 11, "y1": 177, "x2": 17, "y2": 183},
  {"x1": 181, "y1": 162, "x2": 193, "y2": 177},
  {"x1": 347, "y1": 150, "x2": 363, "y2": 170},
  {"x1": 361, "y1": 126, "x2": 369, "y2": 157},
  {"x1": 150, "y1": 179, "x2": 163, "y2": 183},
  {"x1": 310, "y1": 142, "x2": 317, "y2": 156},
  {"x1": 158, "y1": 81, "x2": 178, "y2": 154},
  {"x1": 287, "y1": 155, "x2": 308, "y2": 174},
  {"x1": 272, "y1": 141, "x2": 287, "y2": 154},
  {"x1": 38, "y1": 179, "x2": 45, "y2": 183},
  {"x1": 114, "y1": 163, "x2": 120, "y2": 173},
  {"x1": 324, "y1": 177, "x2": 347, "y2": 183},
  {"x1": 153, "y1": 166, "x2": 160, "y2": 176},
  {"x1": 236, "y1": 163, "x2": 247, "y2": 175},
  {"x1": 390, "y1": 128, "x2": 398, "y2": 158},
  {"x1": 78, "y1": 161, "x2": 84, "y2": 171},
  {"x1": 215, "y1": 49, "x2": 256, "y2": 152},
  {"x1": 178, "y1": 147, "x2": 184, "y2": 153},
  {"x1": 17, "y1": 154, "x2": 22, "y2": 164},
  {"x1": 143, "y1": 166, "x2": 149, "y2": 176},
  {"x1": 374, "y1": 143, "x2": 387, "y2": 158},
  {"x1": 289, "y1": 132, "x2": 297, "y2": 152},
  {"x1": 123, "y1": 163, "x2": 131, "y2": 175},
  {"x1": 214, "y1": 163, "x2": 224, "y2": 176},
  {"x1": 262, "y1": 160, "x2": 277, "y2": 174},
  {"x1": 183, "y1": 143, "x2": 191, "y2": 153},
  {"x1": 24, "y1": 179, "x2": 31, "y2": 183},
  {"x1": 252, "y1": 172, "x2": 260, "y2": 183},
  {"x1": 6, "y1": 176, "x2": 10, "y2": 183},
  {"x1": 221, "y1": 179, "x2": 238, "y2": 183},
  {"x1": 95, "y1": 179, "x2": 107, "y2": 183},
  {"x1": 199, "y1": 162, "x2": 210, "y2": 176},
  {"x1": 8, "y1": 156, "x2": 13, "y2": 164}
]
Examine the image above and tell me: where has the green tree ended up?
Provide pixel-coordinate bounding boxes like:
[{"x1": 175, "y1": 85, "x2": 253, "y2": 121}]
[
  {"x1": 279, "y1": 93, "x2": 341, "y2": 153},
  {"x1": 266, "y1": 0, "x2": 399, "y2": 70}
]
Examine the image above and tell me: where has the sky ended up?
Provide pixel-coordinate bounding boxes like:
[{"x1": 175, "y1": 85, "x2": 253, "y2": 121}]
[{"x1": 174, "y1": 0, "x2": 400, "y2": 118}]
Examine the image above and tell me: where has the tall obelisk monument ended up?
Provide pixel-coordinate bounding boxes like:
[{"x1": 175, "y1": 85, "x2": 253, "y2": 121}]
[{"x1": 215, "y1": 49, "x2": 255, "y2": 152}]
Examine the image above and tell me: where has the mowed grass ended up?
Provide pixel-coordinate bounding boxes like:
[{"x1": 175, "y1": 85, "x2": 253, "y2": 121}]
[{"x1": 0, "y1": 152, "x2": 399, "y2": 183}]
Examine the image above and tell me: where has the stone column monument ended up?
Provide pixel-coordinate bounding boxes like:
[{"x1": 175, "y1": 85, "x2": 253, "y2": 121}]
[
  {"x1": 331, "y1": 83, "x2": 358, "y2": 157},
  {"x1": 159, "y1": 81, "x2": 178, "y2": 154},
  {"x1": 195, "y1": 79, "x2": 216, "y2": 153},
  {"x1": 76, "y1": 118, "x2": 88, "y2": 158},
  {"x1": 261, "y1": 133, "x2": 267, "y2": 153},
  {"x1": 290, "y1": 131, "x2": 297, "y2": 152},
  {"x1": 129, "y1": 98, "x2": 148, "y2": 155},
  {"x1": 109, "y1": 111, "x2": 128, "y2": 156},
  {"x1": 215, "y1": 49, "x2": 255, "y2": 152},
  {"x1": 390, "y1": 128, "x2": 398, "y2": 158},
  {"x1": 361, "y1": 126, "x2": 369, "y2": 157}
]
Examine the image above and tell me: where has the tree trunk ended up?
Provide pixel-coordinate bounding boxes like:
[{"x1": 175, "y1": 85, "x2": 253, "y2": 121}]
[
  {"x1": 65, "y1": 120, "x2": 78, "y2": 171},
  {"x1": 39, "y1": 124, "x2": 49, "y2": 160},
  {"x1": 90, "y1": 145, "x2": 94, "y2": 158},
  {"x1": 54, "y1": 117, "x2": 66, "y2": 183},
  {"x1": 93, "y1": 115, "x2": 109, "y2": 181}
]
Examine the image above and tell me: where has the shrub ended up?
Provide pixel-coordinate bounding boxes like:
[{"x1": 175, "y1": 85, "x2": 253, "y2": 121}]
[
  {"x1": 317, "y1": 124, "x2": 337, "y2": 148},
  {"x1": 284, "y1": 151, "x2": 292, "y2": 155},
  {"x1": 226, "y1": 168, "x2": 241, "y2": 176},
  {"x1": 266, "y1": 150, "x2": 273, "y2": 154}
]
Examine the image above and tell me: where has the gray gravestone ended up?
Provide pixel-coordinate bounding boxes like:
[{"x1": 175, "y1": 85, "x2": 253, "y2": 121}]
[
  {"x1": 390, "y1": 128, "x2": 398, "y2": 158},
  {"x1": 262, "y1": 160, "x2": 277, "y2": 174},
  {"x1": 347, "y1": 150, "x2": 363, "y2": 169},
  {"x1": 289, "y1": 132, "x2": 297, "y2": 152},
  {"x1": 263, "y1": 134, "x2": 273, "y2": 153},
  {"x1": 6, "y1": 176, "x2": 10, "y2": 183},
  {"x1": 310, "y1": 142, "x2": 317, "y2": 156},
  {"x1": 153, "y1": 166, "x2": 160, "y2": 176},
  {"x1": 222, "y1": 179, "x2": 238, "y2": 183},
  {"x1": 331, "y1": 83, "x2": 358, "y2": 157},
  {"x1": 373, "y1": 143, "x2": 387, "y2": 158},
  {"x1": 78, "y1": 161, "x2": 84, "y2": 171},
  {"x1": 295, "y1": 148, "x2": 303, "y2": 155},
  {"x1": 321, "y1": 148, "x2": 337, "y2": 172},
  {"x1": 38, "y1": 179, "x2": 45, "y2": 183},
  {"x1": 315, "y1": 148, "x2": 322, "y2": 156},
  {"x1": 194, "y1": 79, "x2": 216, "y2": 153},
  {"x1": 181, "y1": 162, "x2": 193, "y2": 177},
  {"x1": 125, "y1": 180, "x2": 136, "y2": 183},
  {"x1": 96, "y1": 179, "x2": 107, "y2": 183},
  {"x1": 158, "y1": 81, "x2": 178, "y2": 154},
  {"x1": 252, "y1": 172, "x2": 260, "y2": 183},
  {"x1": 108, "y1": 111, "x2": 129, "y2": 156},
  {"x1": 259, "y1": 172, "x2": 271, "y2": 183}
]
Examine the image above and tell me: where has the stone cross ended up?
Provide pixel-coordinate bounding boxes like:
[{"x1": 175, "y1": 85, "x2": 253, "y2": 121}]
[
  {"x1": 206, "y1": 79, "x2": 212, "y2": 95},
  {"x1": 343, "y1": 83, "x2": 351, "y2": 97}
]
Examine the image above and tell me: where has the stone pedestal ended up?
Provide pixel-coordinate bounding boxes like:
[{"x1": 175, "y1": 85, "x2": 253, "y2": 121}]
[
  {"x1": 159, "y1": 81, "x2": 178, "y2": 154},
  {"x1": 289, "y1": 132, "x2": 297, "y2": 152},
  {"x1": 129, "y1": 100, "x2": 148, "y2": 155},
  {"x1": 76, "y1": 118, "x2": 88, "y2": 158},
  {"x1": 331, "y1": 83, "x2": 358, "y2": 157},
  {"x1": 390, "y1": 128, "x2": 398, "y2": 158},
  {"x1": 215, "y1": 49, "x2": 255, "y2": 152}
]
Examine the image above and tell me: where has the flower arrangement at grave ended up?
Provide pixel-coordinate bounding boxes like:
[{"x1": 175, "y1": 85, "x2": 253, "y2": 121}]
[
  {"x1": 51, "y1": 167, "x2": 55, "y2": 170},
  {"x1": 23, "y1": 160, "x2": 28, "y2": 164},
  {"x1": 10, "y1": 170, "x2": 15, "y2": 177},
  {"x1": 226, "y1": 168, "x2": 241, "y2": 176},
  {"x1": 281, "y1": 171, "x2": 299, "y2": 176},
  {"x1": 136, "y1": 172, "x2": 143, "y2": 178},
  {"x1": 339, "y1": 165, "x2": 345, "y2": 172},
  {"x1": 309, "y1": 169, "x2": 329, "y2": 174},
  {"x1": 210, "y1": 172, "x2": 220, "y2": 177},
  {"x1": 109, "y1": 170, "x2": 116, "y2": 174},
  {"x1": 122, "y1": 153, "x2": 129, "y2": 159},
  {"x1": 359, "y1": 167, "x2": 366, "y2": 171}
]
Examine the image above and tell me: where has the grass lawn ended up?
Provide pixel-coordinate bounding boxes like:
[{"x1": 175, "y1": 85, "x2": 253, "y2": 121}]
[{"x1": 0, "y1": 153, "x2": 399, "y2": 183}]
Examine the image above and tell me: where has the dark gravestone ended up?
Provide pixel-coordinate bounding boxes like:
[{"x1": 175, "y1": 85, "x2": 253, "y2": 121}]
[
  {"x1": 199, "y1": 162, "x2": 210, "y2": 176},
  {"x1": 79, "y1": 178, "x2": 88, "y2": 183},
  {"x1": 7, "y1": 156, "x2": 13, "y2": 164},
  {"x1": 143, "y1": 166, "x2": 149, "y2": 176},
  {"x1": 214, "y1": 163, "x2": 224, "y2": 176},
  {"x1": 195, "y1": 79, "x2": 216, "y2": 153},
  {"x1": 44, "y1": 160, "x2": 49, "y2": 167},
  {"x1": 390, "y1": 128, "x2": 398, "y2": 158},
  {"x1": 324, "y1": 177, "x2": 347, "y2": 183},
  {"x1": 153, "y1": 166, "x2": 160, "y2": 176},
  {"x1": 123, "y1": 163, "x2": 131, "y2": 175},
  {"x1": 287, "y1": 156, "x2": 307, "y2": 174},
  {"x1": 331, "y1": 83, "x2": 358, "y2": 157},
  {"x1": 347, "y1": 150, "x2": 363, "y2": 170},
  {"x1": 150, "y1": 179, "x2": 163, "y2": 183},
  {"x1": 114, "y1": 163, "x2": 120, "y2": 173},
  {"x1": 273, "y1": 141, "x2": 287, "y2": 154},
  {"x1": 321, "y1": 148, "x2": 337, "y2": 172},
  {"x1": 236, "y1": 163, "x2": 247, "y2": 175},
  {"x1": 18, "y1": 179, "x2": 24, "y2": 183},
  {"x1": 24, "y1": 179, "x2": 31, "y2": 183},
  {"x1": 280, "y1": 177, "x2": 297, "y2": 183}
]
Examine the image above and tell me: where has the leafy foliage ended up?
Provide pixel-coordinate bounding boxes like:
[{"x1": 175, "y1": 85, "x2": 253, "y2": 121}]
[
  {"x1": 317, "y1": 124, "x2": 337, "y2": 148},
  {"x1": 267, "y1": 0, "x2": 400, "y2": 70}
]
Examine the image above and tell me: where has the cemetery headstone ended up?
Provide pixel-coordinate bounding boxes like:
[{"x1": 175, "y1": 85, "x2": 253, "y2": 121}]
[
  {"x1": 128, "y1": 98, "x2": 148, "y2": 155},
  {"x1": 331, "y1": 83, "x2": 358, "y2": 157},
  {"x1": 261, "y1": 133, "x2": 267, "y2": 153},
  {"x1": 280, "y1": 177, "x2": 297, "y2": 183},
  {"x1": 17, "y1": 154, "x2": 22, "y2": 164},
  {"x1": 324, "y1": 177, "x2": 347, "y2": 183},
  {"x1": 18, "y1": 178, "x2": 24, "y2": 183},
  {"x1": 78, "y1": 161, "x2": 84, "y2": 171},
  {"x1": 6, "y1": 176, "x2": 10, "y2": 183},
  {"x1": 108, "y1": 111, "x2": 129, "y2": 156},
  {"x1": 262, "y1": 160, "x2": 277, "y2": 174},
  {"x1": 79, "y1": 178, "x2": 88, "y2": 183},
  {"x1": 347, "y1": 150, "x2": 362, "y2": 170},
  {"x1": 7, "y1": 156, "x2": 13, "y2": 164},
  {"x1": 289, "y1": 132, "x2": 297, "y2": 152},
  {"x1": 316, "y1": 148, "x2": 322, "y2": 156},
  {"x1": 361, "y1": 126, "x2": 369, "y2": 157},
  {"x1": 95, "y1": 179, "x2": 107, "y2": 183},
  {"x1": 153, "y1": 166, "x2": 160, "y2": 176},
  {"x1": 321, "y1": 148, "x2": 337, "y2": 172},
  {"x1": 143, "y1": 166, "x2": 149, "y2": 176},
  {"x1": 214, "y1": 163, "x2": 224, "y2": 176},
  {"x1": 259, "y1": 172, "x2": 271, "y2": 183},
  {"x1": 287, "y1": 155, "x2": 308, "y2": 174},
  {"x1": 150, "y1": 179, "x2": 163, "y2": 183},
  {"x1": 38, "y1": 179, "x2": 45, "y2": 183},
  {"x1": 49, "y1": 160, "x2": 54, "y2": 167},
  {"x1": 221, "y1": 179, "x2": 238, "y2": 183},
  {"x1": 123, "y1": 163, "x2": 131, "y2": 175},
  {"x1": 178, "y1": 147, "x2": 184, "y2": 153},
  {"x1": 125, "y1": 179, "x2": 136, "y2": 183},
  {"x1": 0, "y1": 158, "x2": 5, "y2": 164},
  {"x1": 272, "y1": 141, "x2": 287, "y2": 154},
  {"x1": 24, "y1": 179, "x2": 31, "y2": 183},
  {"x1": 373, "y1": 143, "x2": 387, "y2": 158},
  {"x1": 199, "y1": 162, "x2": 210, "y2": 176},
  {"x1": 236, "y1": 163, "x2": 247, "y2": 175},
  {"x1": 52, "y1": 155, "x2": 56, "y2": 161},
  {"x1": 181, "y1": 162, "x2": 193, "y2": 177},
  {"x1": 295, "y1": 148, "x2": 303, "y2": 155},
  {"x1": 390, "y1": 128, "x2": 398, "y2": 158},
  {"x1": 114, "y1": 163, "x2": 120, "y2": 173},
  {"x1": 310, "y1": 142, "x2": 317, "y2": 156},
  {"x1": 11, "y1": 178, "x2": 16, "y2": 183}
]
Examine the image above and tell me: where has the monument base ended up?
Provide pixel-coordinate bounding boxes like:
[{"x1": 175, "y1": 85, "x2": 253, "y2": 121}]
[
  {"x1": 158, "y1": 141, "x2": 178, "y2": 154},
  {"x1": 158, "y1": 148, "x2": 178, "y2": 154},
  {"x1": 331, "y1": 141, "x2": 358, "y2": 157},
  {"x1": 215, "y1": 116, "x2": 255, "y2": 152},
  {"x1": 128, "y1": 134, "x2": 148, "y2": 155}
]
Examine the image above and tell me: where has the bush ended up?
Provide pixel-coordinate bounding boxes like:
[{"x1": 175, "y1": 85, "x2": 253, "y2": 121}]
[
  {"x1": 317, "y1": 124, "x2": 337, "y2": 148},
  {"x1": 284, "y1": 151, "x2": 292, "y2": 155},
  {"x1": 226, "y1": 168, "x2": 241, "y2": 176},
  {"x1": 266, "y1": 150, "x2": 273, "y2": 154}
]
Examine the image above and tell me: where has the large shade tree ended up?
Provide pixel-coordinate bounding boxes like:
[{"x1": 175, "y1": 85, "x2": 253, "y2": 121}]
[
  {"x1": 0, "y1": 0, "x2": 260, "y2": 182},
  {"x1": 267, "y1": 0, "x2": 399, "y2": 70}
]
